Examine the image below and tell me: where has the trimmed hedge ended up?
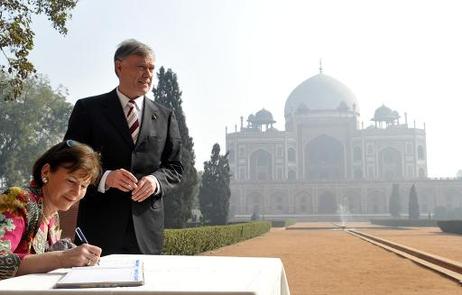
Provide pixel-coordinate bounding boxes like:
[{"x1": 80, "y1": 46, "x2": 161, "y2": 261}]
[
  {"x1": 437, "y1": 220, "x2": 462, "y2": 234},
  {"x1": 370, "y1": 219, "x2": 437, "y2": 227},
  {"x1": 163, "y1": 221, "x2": 271, "y2": 255}
]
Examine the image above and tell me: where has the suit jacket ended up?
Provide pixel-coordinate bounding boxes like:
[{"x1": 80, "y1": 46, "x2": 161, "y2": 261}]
[{"x1": 64, "y1": 89, "x2": 183, "y2": 254}]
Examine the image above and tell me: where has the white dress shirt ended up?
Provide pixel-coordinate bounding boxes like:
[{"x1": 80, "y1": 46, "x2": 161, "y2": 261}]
[{"x1": 97, "y1": 88, "x2": 160, "y2": 195}]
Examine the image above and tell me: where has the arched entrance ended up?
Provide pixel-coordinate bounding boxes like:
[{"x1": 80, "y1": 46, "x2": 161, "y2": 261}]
[{"x1": 305, "y1": 135, "x2": 345, "y2": 180}]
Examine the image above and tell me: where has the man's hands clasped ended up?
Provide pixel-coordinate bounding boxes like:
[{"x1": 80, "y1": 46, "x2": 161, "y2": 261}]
[
  {"x1": 106, "y1": 169, "x2": 157, "y2": 202},
  {"x1": 106, "y1": 168, "x2": 138, "y2": 192}
]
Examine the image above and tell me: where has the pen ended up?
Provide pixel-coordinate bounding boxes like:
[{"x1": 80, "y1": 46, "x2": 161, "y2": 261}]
[
  {"x1": 75, "y1": 227, "x2": 99, "y2": 265},
  {"x1": 75, "y1": 227, "x2": 89, "y2": 244}
]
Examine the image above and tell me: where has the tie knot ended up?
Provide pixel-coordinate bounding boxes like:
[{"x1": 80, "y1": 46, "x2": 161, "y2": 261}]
[{"x1": 128, "y1": 99, "x2": 136, "y2": 105}]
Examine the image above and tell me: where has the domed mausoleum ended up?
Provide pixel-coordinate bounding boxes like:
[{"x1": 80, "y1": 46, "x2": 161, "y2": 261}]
[
  {"x1": 226, "y1": 68, "x2": 462, "y2": 222},
  {"x1": 284, "y1": 72, "x2": 358, "y2": 115}
]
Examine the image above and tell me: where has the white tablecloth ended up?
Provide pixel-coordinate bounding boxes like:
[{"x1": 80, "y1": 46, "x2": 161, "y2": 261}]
[{"x1": 0, "y1": 254, "x2": 290, "y2": 295}]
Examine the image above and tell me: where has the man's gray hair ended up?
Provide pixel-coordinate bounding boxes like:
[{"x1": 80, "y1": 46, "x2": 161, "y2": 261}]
[{"x1": 114, "y1": 39, "x2": 155, "y2": 62}]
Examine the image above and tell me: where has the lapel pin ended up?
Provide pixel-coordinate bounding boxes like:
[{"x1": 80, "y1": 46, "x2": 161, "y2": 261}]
[{"x1": 152, "y1": 113, "x2": 158, "y2": 120}]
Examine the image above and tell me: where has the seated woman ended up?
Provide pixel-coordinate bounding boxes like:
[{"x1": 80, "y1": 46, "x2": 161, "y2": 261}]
[{"x1": 0, "y1": 140, "x2": 102, "y2": 279}]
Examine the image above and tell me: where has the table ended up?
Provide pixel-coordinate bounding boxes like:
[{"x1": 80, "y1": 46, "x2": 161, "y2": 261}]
[{"x1": 0, "y1": 254, "x2": 290, "y2": 295}]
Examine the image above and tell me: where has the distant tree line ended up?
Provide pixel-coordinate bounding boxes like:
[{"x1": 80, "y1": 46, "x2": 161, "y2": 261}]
[
  {"x1": 0, "y1": 72, "x2": 72, "y2": 187},
  {"x1": 388, "y1": 183, "x2": 420, "y2": 220},
  {"x1": 388, "y1": 183, "x2": 462, "y2": 220}
]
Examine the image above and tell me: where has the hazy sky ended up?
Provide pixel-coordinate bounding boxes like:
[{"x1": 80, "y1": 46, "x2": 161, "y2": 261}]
[{"x1": 29, "y1": 0, "x2": 462, "y2": 177}]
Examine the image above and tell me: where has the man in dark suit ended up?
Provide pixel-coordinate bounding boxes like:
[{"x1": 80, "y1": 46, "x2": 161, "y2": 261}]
[{"x1": 64, "y1": 39, "x2": 183, "y2": 255}]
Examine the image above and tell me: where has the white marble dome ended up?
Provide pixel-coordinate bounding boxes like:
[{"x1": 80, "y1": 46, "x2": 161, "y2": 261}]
[{"x1": 284, "y1": 73, "x2": 359, "y2": 116}]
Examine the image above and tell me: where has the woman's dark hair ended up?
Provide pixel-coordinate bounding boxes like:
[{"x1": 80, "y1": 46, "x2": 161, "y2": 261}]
[{"x1": 32, "y1": 140, "x2": 101, "y2": 187}]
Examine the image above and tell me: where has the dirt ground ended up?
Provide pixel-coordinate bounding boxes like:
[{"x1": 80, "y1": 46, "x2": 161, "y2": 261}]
[{"x1": 202, "y1": 223, "x2": 462, "y2": 295}]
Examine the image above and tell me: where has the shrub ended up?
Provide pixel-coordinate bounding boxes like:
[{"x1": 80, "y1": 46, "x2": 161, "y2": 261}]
[
  {"x1": 437, "y1": 220, "x2": 462, "y2": 234},
  {"x1": 163, "y1": 221, "x2": 271, "y2": 255},
  {"x1": 271, "y1": 219, "x2": 296, "y2": 227}
]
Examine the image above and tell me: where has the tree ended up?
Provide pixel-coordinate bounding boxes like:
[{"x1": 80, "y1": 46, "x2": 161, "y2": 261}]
[
  {"x1": 0, "y1": 0, "x2": 77, "y2": 100},
  {"x1": 0, "y1": 72, "x2": 73, "y2": 187},
  {"x1": 153, "y1": 66, "x2": 198, "y2": 228},
  {"x1": 389, "y1": 183, "x2": 401, "y2": 218},
  {"x1": 408, "y1": 184, "x2": 420, "y2": 220},
  {"x1": 199, "y1": 143, "x2": 231, "y2": 225}
]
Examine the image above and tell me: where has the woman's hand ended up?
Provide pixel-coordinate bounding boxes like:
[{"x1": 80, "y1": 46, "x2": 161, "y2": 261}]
[
  {"x1": 60, "y1": 244, "x2": 102, "y2": 267},
  {"x1": 17, "y1": 243, "x2": 102, "y2": 276}
]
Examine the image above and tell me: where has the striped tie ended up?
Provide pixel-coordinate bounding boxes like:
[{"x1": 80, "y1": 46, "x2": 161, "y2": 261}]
[{"x1": 126, "y1": 99, "x2": 140, "y2": 143}]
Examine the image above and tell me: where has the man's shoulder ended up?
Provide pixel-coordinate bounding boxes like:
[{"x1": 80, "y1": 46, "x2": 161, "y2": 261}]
[
  {"x1": 146, "y1": 98, "x2": 174, "y2": 115},
  {"x1": 76, "y1": 89, "x2": 117, "y2": 106}
]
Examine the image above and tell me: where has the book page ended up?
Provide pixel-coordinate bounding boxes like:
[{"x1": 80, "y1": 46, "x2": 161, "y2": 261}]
[
  {"x1": 54, "y1": 259, "x2": 143, "y2": 288},
  {"x1": 60, "y1": 267, "x2": 137, "y2": 283}
]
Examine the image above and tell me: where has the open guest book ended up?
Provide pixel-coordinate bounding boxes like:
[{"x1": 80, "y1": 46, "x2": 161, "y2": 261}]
[{"x1": 54, "y1": 258, "x2": 144, "y2": 289}]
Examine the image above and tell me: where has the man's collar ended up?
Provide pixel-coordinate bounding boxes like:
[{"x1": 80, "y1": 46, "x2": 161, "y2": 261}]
[{"x1": 116, "y1": 87, "x2": 144, "y2": 109}]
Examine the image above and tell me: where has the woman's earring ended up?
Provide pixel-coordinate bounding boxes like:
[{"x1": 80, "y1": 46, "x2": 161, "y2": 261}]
[{"x1": 42, "y1": 176, "x2": 48, "y2": 184}]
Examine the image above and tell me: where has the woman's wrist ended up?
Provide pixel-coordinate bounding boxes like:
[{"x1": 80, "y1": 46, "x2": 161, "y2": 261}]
[{"x1": 54, "y1": 250, "x2": 66, "y2": 268}]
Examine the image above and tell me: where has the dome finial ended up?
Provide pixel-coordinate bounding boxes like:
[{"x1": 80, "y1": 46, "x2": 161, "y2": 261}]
[{"x1": 319, "y1": 58, "x2": 323, "y2": 74}]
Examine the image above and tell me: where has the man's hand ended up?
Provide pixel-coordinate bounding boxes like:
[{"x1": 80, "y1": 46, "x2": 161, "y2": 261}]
[
  {"x1": 131, "y1": 176, "x2": 157, "y2": 202},
  {"x1": 106, "y1": 169, "x2": 138, "y2": 192}
]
